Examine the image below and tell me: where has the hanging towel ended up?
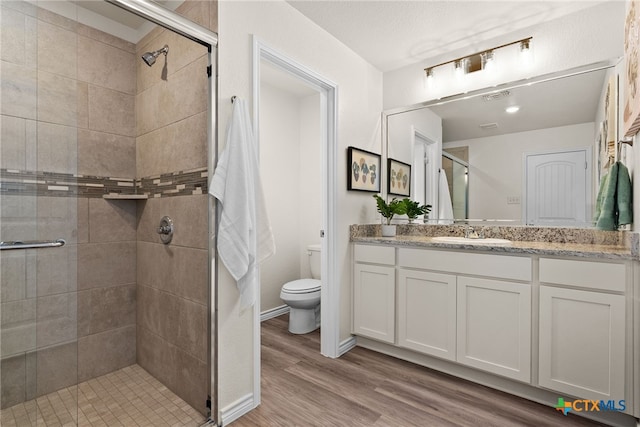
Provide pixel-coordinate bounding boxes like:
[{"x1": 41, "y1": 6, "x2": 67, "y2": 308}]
[
  {"x1": 210, "y1": 98, "x2": 275, "y2": 310},
  {"x1": 438, "y1": 169, "x2": 454, "y2": 224},
  {"x1": 595, "y1": 161, "x2": 633, "y2": 230},
  {"x1": 617, "y1": 162, "x2": 633, "y2": 226},
  {"x1": 593, "y1": 171, "x2": 609, "y2": 225}
]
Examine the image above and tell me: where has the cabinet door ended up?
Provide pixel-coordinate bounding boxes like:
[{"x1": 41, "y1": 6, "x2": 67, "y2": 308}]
[
  {"x1": 353, "y1": 263, "x2": 395, "y2": 343},
  {"x1": 457, "y1": 277, "x2": 531, "y2": 382},
  {"x1": 398, "y1": 269, "x2": 456, "y2": 360},
  {"x1": 539, "y1": 286, "x2": 625, "y2": 401}
]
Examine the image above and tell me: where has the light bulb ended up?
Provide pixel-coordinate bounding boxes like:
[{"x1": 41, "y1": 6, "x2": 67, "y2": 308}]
[{"x1": 519, "y1": 39, "x2": 533, "y2": 68}]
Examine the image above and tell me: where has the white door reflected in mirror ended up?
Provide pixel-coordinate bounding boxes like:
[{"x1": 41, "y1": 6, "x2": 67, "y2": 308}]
[{"x1": 524, "y1": 148, "x2": 591, "y2": 227}]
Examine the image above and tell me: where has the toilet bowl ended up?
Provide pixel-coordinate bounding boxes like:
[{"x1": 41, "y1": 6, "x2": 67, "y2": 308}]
[{"x1": 280, "y1": 244, "x2": 321, "y2": 334}]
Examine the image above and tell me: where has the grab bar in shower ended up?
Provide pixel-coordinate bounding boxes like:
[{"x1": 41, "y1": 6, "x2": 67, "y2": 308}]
[{"x1": 0, "y1": 239, "x2": 66, "y2": 250}]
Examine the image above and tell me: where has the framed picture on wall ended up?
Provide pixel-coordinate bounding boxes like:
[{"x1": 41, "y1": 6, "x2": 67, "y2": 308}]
[
  {"x1": 387, "y1": 158, "x2": 411, "y2": 197},
  {"x1": 604, "y1": 75, "x2": 617, "y2": 156},
  {"x1": 623, "y1": 0, "x2": 640, "y2": 137},
  {"x1": 347, "y1": 146, "x2": 381, "y2": 192}
]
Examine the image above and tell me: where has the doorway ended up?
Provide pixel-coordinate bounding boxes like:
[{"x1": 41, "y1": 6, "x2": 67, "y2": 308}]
[
  {"x1": 252, "y1": 38, "x2": 339, "y2": 406},
  {"x1": 524, "y1": 148, "x2": 591, "y2": 226},
  {"x1": 412, "y1": 129, "x2": 439, "y2": 215}
]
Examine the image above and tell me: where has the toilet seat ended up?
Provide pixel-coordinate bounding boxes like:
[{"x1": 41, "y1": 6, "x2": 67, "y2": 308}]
[{"x1": 282, "y1": 279, "x2": 321, "y2": 294}]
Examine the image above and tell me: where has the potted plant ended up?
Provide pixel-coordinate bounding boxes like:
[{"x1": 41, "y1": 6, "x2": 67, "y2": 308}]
[
  {"x1": 373, "y1": 194, "x2": 406, "y2": 236},
  {"x1": 402, "y1": 198, "x2": 432, "y2": 224}
]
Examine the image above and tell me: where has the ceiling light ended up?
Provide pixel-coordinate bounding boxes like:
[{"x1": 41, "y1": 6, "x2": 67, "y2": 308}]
[
  {"x1": 506, "y1": 106, "x2": 520, "y2": 114},
  {"x1": 422, "y1": 37, "x2": 532, "y2": 83}
]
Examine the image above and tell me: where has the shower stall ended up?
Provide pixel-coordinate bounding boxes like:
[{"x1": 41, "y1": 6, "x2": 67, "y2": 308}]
[
  {"x1": 441, "y1": 150, "x2": 469, "y2": 220},
  {"x1": 0, "y1": 0, "x2": 217, "y2": 425}
]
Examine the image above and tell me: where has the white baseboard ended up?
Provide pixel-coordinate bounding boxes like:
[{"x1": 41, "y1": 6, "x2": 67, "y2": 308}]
[
  {"x1": 260, "y1": 304, "x2": 289, "y2": 322},
  {"x1": 220, "y1": 393, "x2": 255, "y2": 426},
  {"x1": 338, "y1": 335, "x2": 357, "y2": 356}
]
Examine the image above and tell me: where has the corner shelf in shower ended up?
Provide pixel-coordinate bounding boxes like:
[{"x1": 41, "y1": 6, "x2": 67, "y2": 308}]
[{"x1": 102, "y1": 194, "x2": 149, "y2": 200}]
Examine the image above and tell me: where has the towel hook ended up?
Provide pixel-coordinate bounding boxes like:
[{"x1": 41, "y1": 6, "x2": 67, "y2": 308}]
[
  {"x1": 617, "y1": 137, "x2": 633, "y2": 162},
  {"x1": 231, "y1": 96, "x2": 237, "y2": 104}
]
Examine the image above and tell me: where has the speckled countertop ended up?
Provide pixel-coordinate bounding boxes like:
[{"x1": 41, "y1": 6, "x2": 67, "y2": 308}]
[{"x1": 350, "y1": 224, "x2": 639, "y2": 260}]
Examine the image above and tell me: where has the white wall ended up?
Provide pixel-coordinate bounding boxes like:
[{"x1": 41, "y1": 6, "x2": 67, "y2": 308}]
[
  {"x1": 259, "y1": 83, "x2": 303, "y2": 312},
  {"x1": 387, "y1": 109, "x2": 442, "y2": 165},
  {"x1": 383, "y1": 2, "x2": 625, "y2": 109},
  {"x1": 386, "y1": 108, "x2": 442, "y2": 213},
  {"x1": 259, "y1": 84, "x2": 322, "y2": 312},
  {"x1": 218, "y1": 0, "x2": 382, "y2": 414},
  {"x1": 298, "y1": 94, "x2": 322, "y2": 278},
  {"x1": 444, "y1": 122, "x2": 595, "y2": 221}
]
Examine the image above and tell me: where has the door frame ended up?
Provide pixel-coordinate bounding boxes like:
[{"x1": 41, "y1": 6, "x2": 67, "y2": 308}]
[
  {"x1": 252, "y1": 37, "x2": 339, "y2": 404},
  {"x1": 411, "y1": 127, "x2": 440, "y2": 217},
  {"x1": 522, "y1": 147, "x2": 592, "y2": 226}
]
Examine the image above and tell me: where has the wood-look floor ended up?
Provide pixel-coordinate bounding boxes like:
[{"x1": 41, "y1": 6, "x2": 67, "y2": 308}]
[{"x1": 232, "y1": 314, "x2": 607, "y2": 427}]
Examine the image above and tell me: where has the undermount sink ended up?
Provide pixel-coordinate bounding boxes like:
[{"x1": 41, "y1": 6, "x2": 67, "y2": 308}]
[{"x1": 431, "y1": 236, "x2": 512, "y2": 245}]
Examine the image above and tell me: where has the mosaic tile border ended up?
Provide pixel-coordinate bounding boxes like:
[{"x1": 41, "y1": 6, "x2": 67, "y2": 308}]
[
  {"x1": 0, "y1": 167, "x2": 207, "y2": 198},
  {"x1": 137, "y1": 167, "x2": 208, "y2": 198}
]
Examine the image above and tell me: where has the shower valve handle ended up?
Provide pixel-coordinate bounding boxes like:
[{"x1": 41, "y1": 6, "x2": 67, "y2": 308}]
[
  {"x1": 156, "y1": 216, "x2": 174, "y2": 244},
  {"x1": 157, "y1": 225, "x2": 172, "y2": 234}
]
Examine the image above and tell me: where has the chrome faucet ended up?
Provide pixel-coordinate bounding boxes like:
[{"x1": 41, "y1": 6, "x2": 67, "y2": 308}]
[{"x1": 464, "y1": 226, "x2": 483, "y2": 239}]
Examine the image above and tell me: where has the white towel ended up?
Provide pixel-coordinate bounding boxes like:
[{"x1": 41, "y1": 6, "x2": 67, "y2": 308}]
[
  {"x1": 438, "y1": 170, "x2": 454, "y2": 224},
  {"x1": 210, "y1": 98, "x2": 275, "y2": 310}
]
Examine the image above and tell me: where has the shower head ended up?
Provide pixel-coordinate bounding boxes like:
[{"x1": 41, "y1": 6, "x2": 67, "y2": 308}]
[{"x1": 141, "y1": 45, "x2": 169, "y2": 67}]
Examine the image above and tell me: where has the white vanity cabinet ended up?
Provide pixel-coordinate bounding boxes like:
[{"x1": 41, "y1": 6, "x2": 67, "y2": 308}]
[
  {"x1": 397, "y1": 269, "x2": 456, "y2": 360},
  {"x1": 352, "y1": 241, "x2": 636, "y2": 422},
  {"x1": 397, "y1": 248, "x2": 532, "y2": 382},
  {"x1": 457, "y1": 276, "x2": 531, "y2": 382},
  {"x1": 538, "y1": 258, "x2": 627, "y2": 402},
  {"x1": 353, "y1": 245, "x2": 396, "y2": 343}
]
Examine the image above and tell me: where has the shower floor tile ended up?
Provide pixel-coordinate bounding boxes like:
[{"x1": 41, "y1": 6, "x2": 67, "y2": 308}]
[{"x1": 0, "y1": 364, "x2": 205, "y2": 427}]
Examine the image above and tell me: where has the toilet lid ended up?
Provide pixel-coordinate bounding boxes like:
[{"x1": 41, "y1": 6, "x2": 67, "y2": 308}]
[{"x1": 282, "y1": 279, "x2": 321, "y2": 294}]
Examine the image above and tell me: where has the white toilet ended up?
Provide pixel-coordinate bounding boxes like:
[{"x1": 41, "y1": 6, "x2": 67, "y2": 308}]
[{"x1": 280, "y1": 244, "x2": 321, "y2": 334}]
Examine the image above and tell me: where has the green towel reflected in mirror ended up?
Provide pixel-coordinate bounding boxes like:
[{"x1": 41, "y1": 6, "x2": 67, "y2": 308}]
[{"x1": 595, "y1": 161, "x2": 633, "y2": 230}]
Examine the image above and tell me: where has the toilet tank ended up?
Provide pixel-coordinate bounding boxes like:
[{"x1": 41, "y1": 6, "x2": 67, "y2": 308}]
[{"x1": 307, "y1": 244, "x2": 321, "y2": 279}]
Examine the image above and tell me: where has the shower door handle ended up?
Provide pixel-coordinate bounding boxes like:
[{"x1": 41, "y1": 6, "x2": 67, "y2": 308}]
[{"x1": 0, "y1": 239, "x2": 66, "y2": 250}]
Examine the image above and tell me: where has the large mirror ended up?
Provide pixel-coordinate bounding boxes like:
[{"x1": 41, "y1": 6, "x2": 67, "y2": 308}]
[{"x1": 385, "y1": 60, "x2": 620, "y2": 227}]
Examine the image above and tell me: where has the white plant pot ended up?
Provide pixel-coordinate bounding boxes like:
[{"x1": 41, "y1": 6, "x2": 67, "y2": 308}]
[{"x1": 381, "y1": 224, "x2": 396, "y2": 237}]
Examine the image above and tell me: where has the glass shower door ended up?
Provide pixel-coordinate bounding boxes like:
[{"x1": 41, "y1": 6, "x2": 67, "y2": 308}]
[{"x1": 1, "y1": 1, "x2": 80, "y2": 424}]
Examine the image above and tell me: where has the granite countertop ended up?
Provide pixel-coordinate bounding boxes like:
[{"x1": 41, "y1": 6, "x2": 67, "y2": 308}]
[{"x1": 350, "y1": 224, "x2": 638, "y2": 260}]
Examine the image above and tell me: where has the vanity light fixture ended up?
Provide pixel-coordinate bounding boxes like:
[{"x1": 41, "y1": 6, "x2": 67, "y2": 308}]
[
  {"x1": 423, "y1": 37, "x2": 532, "y2": 81},
  {"x1": 505, "y1": 106, "x2": 520, "y2": 114}
]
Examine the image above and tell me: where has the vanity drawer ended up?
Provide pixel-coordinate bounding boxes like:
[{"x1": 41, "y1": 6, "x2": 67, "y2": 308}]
[
  {"x1": 398, "y1": 248, "x2": 531, "y2": 281},
  {"x1": 539, "y1": 258, "x2": 626, "y2": 292},
  {"x1": 354, "y1": 244, "x2": 395, "y2": 265}
]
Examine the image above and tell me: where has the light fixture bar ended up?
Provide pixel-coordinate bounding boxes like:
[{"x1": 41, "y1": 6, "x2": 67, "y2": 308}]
[{"x1": 423, "y1": 37, "x2": 532, "y2": 76}]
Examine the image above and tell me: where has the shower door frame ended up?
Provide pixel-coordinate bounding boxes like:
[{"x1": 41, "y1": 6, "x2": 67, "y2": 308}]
[{"x1": 104, "y1": 0, "x2": 219, "y2": 423}]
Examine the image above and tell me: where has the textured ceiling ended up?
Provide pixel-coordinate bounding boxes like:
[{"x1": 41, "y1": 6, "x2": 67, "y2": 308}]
[{"x1": 287, "y1": 1, "x2": 607, "y2": 73}]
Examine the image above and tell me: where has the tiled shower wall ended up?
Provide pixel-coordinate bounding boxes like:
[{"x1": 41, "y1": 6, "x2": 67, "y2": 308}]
[
  {"x1": 0, "y1": 1, "x2": 137, "y2": 408},
  {"x1": 134, "y1": 0, "x2": 214, "y2": 415},
  {"x1": 1, "y1": 0, "x2": 216, "y2": 415}
]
